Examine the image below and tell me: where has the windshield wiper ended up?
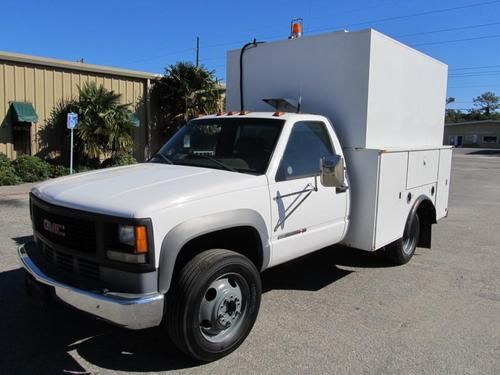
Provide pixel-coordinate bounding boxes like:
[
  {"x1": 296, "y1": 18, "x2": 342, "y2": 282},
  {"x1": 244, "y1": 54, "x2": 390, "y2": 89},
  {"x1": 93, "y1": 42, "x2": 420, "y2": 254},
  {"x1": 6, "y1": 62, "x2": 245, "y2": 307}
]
[
  {"x1": 189, "y1": 154, "x2": 238, "y2": 172},
  {"x1": 151, "y1": 151, "x2": 174, "y2": 165}
]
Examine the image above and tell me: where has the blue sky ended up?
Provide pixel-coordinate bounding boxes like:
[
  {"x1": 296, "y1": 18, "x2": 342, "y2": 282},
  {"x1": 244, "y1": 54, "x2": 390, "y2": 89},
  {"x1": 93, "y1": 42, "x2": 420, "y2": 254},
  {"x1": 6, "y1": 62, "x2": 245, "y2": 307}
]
[{"x1": 1, "y1": 0, "x2": 500, "y2": 110}]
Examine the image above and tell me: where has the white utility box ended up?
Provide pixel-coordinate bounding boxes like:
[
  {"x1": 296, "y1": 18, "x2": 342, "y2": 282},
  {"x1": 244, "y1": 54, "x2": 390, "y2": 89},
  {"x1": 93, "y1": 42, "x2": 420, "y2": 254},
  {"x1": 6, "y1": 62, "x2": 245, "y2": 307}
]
[
  {"x1": 227, "y1": 29, "x2": 448, "y2": 149},
  {"x1": 342, "y1": 147, "x2": 452, "y2": 251},
  {"x1": 227, "y1": 29, "x2": 451, "y2": 252}
]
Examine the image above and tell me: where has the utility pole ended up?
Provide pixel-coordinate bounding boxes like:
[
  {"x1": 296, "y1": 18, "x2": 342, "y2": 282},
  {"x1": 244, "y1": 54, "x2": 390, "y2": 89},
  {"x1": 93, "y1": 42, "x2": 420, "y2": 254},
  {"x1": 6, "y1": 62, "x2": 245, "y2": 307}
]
[{"x1": 196, "y1": 36, "x2": 200, "y2": 67}]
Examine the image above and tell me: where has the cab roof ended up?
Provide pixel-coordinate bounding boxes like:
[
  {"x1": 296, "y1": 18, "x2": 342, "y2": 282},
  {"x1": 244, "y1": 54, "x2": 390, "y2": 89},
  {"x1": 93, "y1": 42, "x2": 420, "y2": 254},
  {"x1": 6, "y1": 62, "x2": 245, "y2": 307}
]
[{"x1": 196, "y1": 112, "x2": 328, "y2": 122}]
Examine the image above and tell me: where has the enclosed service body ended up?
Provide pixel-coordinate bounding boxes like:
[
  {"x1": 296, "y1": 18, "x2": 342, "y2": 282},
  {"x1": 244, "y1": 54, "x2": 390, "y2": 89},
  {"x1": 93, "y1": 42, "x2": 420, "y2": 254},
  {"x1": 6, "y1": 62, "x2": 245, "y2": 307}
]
[{"x1": 227, "y1": 28, "x2": 452, "y2": 251}]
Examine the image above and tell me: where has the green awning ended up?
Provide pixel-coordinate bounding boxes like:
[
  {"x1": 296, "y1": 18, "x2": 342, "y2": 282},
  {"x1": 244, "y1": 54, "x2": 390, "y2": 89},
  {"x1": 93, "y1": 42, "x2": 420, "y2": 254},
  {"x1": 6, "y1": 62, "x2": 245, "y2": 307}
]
[
  {"x1": 129, "y1": 113, "x2": 140, "y2": 127},
  {"x1": 10, "y1": 102, "x2": 38, "y2": 123}
]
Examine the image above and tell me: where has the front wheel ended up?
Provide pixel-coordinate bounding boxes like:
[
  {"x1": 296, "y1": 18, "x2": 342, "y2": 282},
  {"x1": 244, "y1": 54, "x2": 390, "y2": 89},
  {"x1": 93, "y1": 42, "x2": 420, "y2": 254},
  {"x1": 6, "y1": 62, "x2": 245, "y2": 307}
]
[
  {"x1": 166, "y1": 249, "x2": 261, "y2": 362},
  {"x1": 386, "y1": 212, "x2": 420, "y2": 265}
]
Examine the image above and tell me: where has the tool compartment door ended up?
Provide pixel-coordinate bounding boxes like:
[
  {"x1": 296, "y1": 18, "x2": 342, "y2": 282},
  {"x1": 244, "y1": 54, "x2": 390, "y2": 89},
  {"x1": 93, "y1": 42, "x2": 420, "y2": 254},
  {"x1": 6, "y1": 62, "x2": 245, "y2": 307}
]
[
  {"x1": 406, "y1": 150, "x2": 440, "y2": 189},
  {"x1": 374, "y1": 151, "x2": 409, "y2": 249},
  {"x1": 436, "y1": 148, "x2": 452, "y2": 220}
]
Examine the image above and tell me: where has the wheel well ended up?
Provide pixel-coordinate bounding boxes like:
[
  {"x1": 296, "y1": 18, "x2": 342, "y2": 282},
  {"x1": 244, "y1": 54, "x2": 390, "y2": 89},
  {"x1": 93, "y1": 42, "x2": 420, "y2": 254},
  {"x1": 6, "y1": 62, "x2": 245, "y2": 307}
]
[
  {"x1": 415, "y1": 198, "x2": 437, "y2": 248},
  {"x1": 173, "y1": 226, "x2": 263, "y2": 276}
]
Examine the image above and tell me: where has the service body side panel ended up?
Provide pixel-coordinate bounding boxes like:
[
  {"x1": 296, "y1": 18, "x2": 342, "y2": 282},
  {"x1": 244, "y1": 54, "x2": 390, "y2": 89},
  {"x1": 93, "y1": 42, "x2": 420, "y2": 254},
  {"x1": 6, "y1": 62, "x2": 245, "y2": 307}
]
[
  {"x1": 342, "y1": 146, "x2": 448, "y2": 252},
  {"x1": 341, "y1": 148, "x2": 380, "y2": 251},
  {"x1": 436, "y1": 148, "x2": 453, "y2": 220},
  {"x1": 374, "y1": 152, "x2": 408, "y2": 248}
]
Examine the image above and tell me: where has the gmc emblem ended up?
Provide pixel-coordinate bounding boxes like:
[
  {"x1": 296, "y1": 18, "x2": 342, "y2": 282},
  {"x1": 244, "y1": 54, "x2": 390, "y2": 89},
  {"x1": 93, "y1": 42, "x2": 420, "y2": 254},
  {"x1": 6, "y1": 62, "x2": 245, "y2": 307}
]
[{"x1": 43, "y1": 219, "x2": 66, "y2": 237}]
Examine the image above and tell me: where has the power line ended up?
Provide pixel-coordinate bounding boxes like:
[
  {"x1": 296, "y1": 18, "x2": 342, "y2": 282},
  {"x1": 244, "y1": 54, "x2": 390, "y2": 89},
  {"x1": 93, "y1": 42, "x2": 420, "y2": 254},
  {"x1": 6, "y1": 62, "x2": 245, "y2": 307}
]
[
  {"x1": 202, "y1": 1, "x2": 500, "y2": 51},
  {"x1": 449, "y1": 84, "x2": 500, "y2": 88},
  {"x1": 450, "y1": 64, "x2": 500, "y2": 71},
  {"x1": 449, "y1": 72, "x2": 500, "y2": 78},
  {"x1": 308, "y1": 0, "x2": 500, "y2": 33},
  {"x1": 125, "y1": 1, "x2": 500, "y2": 66},
  {"x1": 412, "y1": 33, "x2": 500, "y2": 46},
  {"x1": 450, "y1": 70, "x2": 500, "y2": 75},
  {"x1": 394, "y1": 21, "x2": 500, "y2": 38}
]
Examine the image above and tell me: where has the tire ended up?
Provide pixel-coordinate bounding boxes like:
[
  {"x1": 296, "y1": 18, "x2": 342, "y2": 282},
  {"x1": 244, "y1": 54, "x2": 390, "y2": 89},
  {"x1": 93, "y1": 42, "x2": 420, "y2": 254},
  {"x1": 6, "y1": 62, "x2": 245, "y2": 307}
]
[
  {"x1": 386, "y1": 212, "x2": 420, "y2": 265},
  {"x1": 166, "y1": 249, "x2": 262, "y2": 362}
]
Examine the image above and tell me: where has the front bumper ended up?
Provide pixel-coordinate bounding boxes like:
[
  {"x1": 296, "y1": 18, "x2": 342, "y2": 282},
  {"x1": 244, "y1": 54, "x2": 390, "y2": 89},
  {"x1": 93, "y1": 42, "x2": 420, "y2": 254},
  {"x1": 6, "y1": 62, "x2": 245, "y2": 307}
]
[{"x1": 18, "y1": 242, "x2": 164, "y2": 330}]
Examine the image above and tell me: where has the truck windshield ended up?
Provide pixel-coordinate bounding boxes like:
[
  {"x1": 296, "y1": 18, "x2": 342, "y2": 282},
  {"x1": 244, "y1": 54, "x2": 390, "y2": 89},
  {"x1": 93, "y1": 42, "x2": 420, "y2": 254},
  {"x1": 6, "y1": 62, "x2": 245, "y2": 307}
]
[{"x1": 150, "y1": 118, "x2": 284, "y2": 175}]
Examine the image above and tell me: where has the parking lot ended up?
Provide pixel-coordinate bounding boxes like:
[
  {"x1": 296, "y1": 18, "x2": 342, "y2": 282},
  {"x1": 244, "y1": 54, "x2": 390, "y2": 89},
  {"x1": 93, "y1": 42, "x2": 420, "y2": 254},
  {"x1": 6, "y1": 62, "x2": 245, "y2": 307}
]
[{"x1": 0, "y1": 148, "x2": 499, "y2": 375}]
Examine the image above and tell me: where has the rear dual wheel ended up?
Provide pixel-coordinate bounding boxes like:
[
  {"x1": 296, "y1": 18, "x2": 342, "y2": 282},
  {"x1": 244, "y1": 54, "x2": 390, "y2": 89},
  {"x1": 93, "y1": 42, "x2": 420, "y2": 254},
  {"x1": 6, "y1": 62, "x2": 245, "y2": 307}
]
[
  {"x1": 387, "y1": 212, "x2": 420, "y2": 265},
  {"x1": 166, "y1": 249, "x2": 261, "y2": 362}
]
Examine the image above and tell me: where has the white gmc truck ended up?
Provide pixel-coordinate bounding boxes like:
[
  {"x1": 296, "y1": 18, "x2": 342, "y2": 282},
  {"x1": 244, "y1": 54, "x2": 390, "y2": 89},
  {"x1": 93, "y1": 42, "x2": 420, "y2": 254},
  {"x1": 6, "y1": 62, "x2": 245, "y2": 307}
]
[{"x1": 19, "y1": 29, "x2": 452, "y2": 362}]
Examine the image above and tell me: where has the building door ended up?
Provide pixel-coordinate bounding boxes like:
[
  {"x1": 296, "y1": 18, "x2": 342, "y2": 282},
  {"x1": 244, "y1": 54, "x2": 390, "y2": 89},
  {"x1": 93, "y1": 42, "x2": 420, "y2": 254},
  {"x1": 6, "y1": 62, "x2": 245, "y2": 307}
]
[
  {"x1": 456, "y1": 136, "x2": 463, "y2": 147},
  {"x1": 12, "y1": 122, "x2": 32, "y2": 156}
]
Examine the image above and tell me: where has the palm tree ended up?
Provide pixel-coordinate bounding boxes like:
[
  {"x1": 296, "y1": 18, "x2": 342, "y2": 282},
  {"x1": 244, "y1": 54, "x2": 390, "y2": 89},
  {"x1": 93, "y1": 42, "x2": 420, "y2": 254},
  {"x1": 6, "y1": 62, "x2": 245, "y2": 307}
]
[
  {"x1": 151, "y1": 62, "x2": 221, "y2": 140},
  {"x1": 76, "y1": 81, "x2": 134, "y2": 159}
]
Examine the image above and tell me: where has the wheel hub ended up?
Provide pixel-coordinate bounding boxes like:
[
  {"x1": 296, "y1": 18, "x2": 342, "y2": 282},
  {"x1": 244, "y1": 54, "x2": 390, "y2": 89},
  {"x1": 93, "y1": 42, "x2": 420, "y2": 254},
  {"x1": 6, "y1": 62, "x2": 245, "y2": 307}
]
[
  {"x1": 199, "y1": 274, "x2": 246, "y2": 343},
  {"x1": 216, "y1": 295, "x2": 241, "y2": 328}
]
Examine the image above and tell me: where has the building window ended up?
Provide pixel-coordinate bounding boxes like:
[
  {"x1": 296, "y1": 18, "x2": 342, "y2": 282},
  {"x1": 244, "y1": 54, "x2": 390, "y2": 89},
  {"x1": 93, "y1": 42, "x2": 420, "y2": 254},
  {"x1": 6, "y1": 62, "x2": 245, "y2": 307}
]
[{"x1": 483, "y1": 136, "x2": 498, "y2": 144}]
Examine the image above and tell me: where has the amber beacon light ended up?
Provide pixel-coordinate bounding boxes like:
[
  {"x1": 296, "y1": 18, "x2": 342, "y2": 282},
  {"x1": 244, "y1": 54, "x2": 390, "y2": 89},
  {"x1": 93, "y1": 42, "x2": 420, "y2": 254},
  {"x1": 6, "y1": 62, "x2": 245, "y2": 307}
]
[{"x1": 290, "y1": 18, "x2": 303, "y2": 39}]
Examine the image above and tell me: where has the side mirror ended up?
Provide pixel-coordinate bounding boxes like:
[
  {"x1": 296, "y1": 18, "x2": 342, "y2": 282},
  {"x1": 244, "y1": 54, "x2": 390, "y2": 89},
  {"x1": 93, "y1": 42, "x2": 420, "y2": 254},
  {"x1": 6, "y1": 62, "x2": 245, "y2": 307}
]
[{"x1": 320, "y1": 155, "x2": 346, "y2": 188}]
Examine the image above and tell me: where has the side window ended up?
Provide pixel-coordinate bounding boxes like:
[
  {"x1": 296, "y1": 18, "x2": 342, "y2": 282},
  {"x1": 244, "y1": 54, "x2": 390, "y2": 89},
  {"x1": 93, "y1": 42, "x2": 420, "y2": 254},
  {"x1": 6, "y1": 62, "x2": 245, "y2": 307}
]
[{"x1": 276, "y1": 121, "x2": 335, "y2": 181}]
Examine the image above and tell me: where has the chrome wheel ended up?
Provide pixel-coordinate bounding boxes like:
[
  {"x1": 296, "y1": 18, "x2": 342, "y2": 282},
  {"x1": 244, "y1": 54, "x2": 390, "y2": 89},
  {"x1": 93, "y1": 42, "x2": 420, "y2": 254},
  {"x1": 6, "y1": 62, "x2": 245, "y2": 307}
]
[{"x1": 199, "y1": 273, "x2": 248, "y2": 343}]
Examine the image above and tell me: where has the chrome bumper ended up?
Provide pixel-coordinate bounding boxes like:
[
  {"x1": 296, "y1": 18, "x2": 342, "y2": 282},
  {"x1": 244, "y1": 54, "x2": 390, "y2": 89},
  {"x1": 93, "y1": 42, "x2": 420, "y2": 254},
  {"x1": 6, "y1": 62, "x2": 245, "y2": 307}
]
[{"x1": 18, "y1": 243, "x2": 164, "y2": 330}]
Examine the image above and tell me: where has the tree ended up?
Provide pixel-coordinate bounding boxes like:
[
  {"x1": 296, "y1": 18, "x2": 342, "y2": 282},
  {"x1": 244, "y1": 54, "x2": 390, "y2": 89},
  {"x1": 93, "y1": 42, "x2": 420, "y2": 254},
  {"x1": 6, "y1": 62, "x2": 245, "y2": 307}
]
[
  {"x1": 39, "y1": 82, "x2": 135, "y2": 165},
  {"x1": 473, "y1": 91, "x2": 500, "y2": 116},
  {"x1": 151, "y1": 62, "x2": 221, "y2": 140},
  {"x1": 76, "y1": 81, "x2": 135, "y2": 159}
]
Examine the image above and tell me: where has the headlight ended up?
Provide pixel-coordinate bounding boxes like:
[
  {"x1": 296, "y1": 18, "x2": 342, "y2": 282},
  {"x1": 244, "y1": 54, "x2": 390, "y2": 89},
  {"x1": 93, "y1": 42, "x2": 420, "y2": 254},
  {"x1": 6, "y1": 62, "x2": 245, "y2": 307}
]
[
  {"x1": 108, "y1": 224, "x2": 149, "y2": 264},
  {"x1": 118, "y1": 225, "x2": 135, "y2": 246}
]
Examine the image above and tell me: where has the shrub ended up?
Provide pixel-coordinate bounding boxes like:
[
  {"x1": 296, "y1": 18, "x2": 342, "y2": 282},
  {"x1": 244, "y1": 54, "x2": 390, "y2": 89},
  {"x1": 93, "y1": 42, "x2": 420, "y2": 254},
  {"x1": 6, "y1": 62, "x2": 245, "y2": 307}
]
[
  {"x1": 101, "y1": 154, "x2": 137, "y2": 168},
  {"x1": 49, "y1": 164, "x2": 70, "y2": 178},
  {"x1": 12, "y1": 155, "x2": 50, "y2": 182},
  {"x1": 0, "y1": 153, "x2": 10, "y2": 168},
  {"x1": 0, "y1": 165, "x2": 22, "y2": 185},
  {"x1": 0, "y1": 153, "x2": 21, "y2": 185}
]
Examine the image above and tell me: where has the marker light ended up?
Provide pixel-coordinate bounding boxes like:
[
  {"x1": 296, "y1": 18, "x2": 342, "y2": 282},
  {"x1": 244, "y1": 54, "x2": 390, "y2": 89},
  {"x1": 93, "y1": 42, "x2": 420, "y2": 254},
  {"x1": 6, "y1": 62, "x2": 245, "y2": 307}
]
[{"x1": 290, "y1": 18, "x2": 303, "y2": 39}]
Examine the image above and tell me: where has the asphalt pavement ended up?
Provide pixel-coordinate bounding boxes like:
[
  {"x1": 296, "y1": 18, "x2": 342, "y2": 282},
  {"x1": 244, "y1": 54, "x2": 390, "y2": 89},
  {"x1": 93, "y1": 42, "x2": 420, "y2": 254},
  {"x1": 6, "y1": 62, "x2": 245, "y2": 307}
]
[{"x1": 0, "y1": 148, "x2": 499, "y2": 374}]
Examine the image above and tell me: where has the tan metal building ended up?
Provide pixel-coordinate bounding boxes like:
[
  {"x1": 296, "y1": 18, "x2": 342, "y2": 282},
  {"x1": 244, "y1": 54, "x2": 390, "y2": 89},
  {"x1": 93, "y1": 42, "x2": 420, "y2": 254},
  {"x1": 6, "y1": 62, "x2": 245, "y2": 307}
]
[
  {"x1": 444, "y1": 120, "x2": 500, "y2": 148},
  {"x1": 0, "y1": 51, "x2": 157, "y2": 161}
]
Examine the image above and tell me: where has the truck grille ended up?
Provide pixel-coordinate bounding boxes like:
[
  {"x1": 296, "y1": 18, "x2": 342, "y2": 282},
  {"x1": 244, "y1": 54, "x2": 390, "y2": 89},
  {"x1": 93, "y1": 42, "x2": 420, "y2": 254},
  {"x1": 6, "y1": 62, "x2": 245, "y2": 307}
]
[
  {"x1": 42, "y1": 245, "x2": 100, "y2": 280},
  {"x1": 32, "y1": 204, "x2": 97, "y2": 254}
]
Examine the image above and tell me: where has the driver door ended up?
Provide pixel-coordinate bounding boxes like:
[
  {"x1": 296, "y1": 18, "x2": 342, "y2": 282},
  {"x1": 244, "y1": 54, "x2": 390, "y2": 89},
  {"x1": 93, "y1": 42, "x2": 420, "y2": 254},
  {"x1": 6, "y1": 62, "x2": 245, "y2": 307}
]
[{"x1": 268, "y1": 121, "x2": 348, "y2": 267}]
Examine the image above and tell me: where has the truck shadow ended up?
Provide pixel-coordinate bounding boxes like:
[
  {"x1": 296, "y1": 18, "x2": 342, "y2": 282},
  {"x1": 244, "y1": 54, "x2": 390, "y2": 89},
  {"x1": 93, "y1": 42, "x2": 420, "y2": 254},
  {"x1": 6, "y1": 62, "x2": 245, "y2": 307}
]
[
  {"x1": 261, "y1": 244, "x2": 391, "y2": 292},
  {"x1": 2, "y1": 238, "x2": 392, "y2": 374}
]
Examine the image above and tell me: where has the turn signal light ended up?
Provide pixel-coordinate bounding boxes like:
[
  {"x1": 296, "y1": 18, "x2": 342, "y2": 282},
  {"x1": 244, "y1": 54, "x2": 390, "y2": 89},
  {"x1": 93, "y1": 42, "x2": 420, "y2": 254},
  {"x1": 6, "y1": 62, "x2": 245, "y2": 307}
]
[{"x1": 135, "y1": 226, "x2": 148, "y2": 253}]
